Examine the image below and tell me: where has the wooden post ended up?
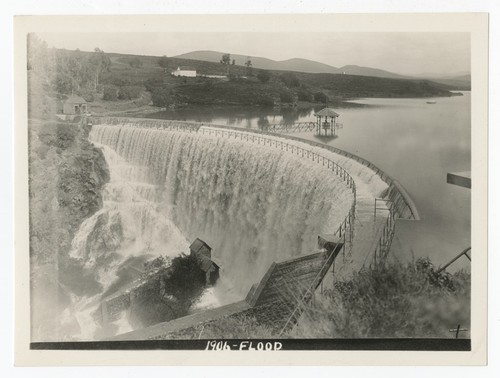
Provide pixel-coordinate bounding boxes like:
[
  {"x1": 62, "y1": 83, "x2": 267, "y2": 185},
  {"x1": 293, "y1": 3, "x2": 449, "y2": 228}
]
[{"x1": 449, "y1": 324, "x2": 468, "y2": 339}]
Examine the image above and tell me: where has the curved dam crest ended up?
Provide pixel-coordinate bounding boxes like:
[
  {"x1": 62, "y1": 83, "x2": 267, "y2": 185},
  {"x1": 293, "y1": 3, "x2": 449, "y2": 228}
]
[{"x1": 78, "y1": 123, "x2": 355, "y2": 299}]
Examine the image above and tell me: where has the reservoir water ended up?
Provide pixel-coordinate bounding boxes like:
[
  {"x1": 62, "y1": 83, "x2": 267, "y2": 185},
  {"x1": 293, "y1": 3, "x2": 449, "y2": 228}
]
[{"x1": 145, "y1": 92, "x2": 471, "y2": 271}]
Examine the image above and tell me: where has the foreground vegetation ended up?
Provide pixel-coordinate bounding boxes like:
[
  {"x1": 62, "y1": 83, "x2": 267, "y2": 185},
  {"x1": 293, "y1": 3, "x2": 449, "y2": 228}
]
[{"x1": 291, "y1": 258, "x2": 470, "y2": 338}]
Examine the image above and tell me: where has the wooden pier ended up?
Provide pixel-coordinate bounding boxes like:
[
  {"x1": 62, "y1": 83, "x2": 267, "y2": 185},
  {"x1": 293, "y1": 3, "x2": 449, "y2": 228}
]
[
  {"x1": 256, "y1": 107, "x2": 343, "y2": 136},
  {"x1": 262, "y1": 121, "x2": 316, "y2": 133}
]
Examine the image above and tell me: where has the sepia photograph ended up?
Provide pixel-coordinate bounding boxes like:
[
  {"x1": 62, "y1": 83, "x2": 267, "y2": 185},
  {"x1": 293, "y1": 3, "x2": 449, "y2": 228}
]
[{"x1": 12, "y1": 12, "x2": 489, "y2": 366}]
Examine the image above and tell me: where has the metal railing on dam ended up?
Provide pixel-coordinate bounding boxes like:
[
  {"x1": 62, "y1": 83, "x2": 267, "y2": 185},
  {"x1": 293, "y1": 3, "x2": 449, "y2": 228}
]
[
  {"x1": 197, "y1": 126, "x2": 356, "y2": 254},
  {"x1": 91, "y1": 116, "x2": 419, "y2": 266}
]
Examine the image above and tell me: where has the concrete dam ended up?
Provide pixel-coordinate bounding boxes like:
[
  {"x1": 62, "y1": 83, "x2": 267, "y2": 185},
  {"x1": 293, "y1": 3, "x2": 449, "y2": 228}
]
[{"x1": 70, "y1": 117, "x2": 418, "y2": 339}]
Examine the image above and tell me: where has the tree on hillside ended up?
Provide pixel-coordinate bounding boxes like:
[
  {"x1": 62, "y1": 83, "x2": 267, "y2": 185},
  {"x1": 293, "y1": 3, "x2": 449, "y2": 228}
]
[
  {"x1": 158, "y1": 55, "x2": 169, "y2": 71},
  {"x1": 257, "y1": 69, "x2": 271, "y2": 83},
  {"x1": 245, "y1": 57, "x2": 253, "y2": 77},
  {"x1": 27, "y1": 33, "x2": 51, "y2": 73},
  {"x1": 220, "y1": 53, "x2": 231, "y2": 75},
  {"x1": 220, "y1": 53, "x2": 231, "y2": 65},
  {"x1": 53, "y1": 50, "x2": 94, "y2": 95},
  {"x1": 88, "y1": 48, "x2": 111, "y2": 91},
  {"x1": 314, "y1": 91, "x2": 329, "y2": 104},
  {"x1": 232, "y1": 59, "x2": 235, "y2": 65}
]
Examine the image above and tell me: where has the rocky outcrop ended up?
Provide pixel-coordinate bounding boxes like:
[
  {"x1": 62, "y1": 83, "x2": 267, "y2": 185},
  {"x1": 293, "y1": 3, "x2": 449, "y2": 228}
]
[
  {"x1": 56, "y1": 122, "x2": 110, "y2": 249},
  {"x1": 29, "y1": 118, "x2": 110, "y2": 340}
]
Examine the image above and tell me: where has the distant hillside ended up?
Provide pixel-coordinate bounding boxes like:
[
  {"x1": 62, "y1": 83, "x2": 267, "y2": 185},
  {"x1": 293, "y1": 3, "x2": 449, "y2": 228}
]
[
  {"x1": 337, "y1": 65, "x2": 407, "y2": 79},
  {"x1": 426, "y1": 74, "x2": 471, "y2": 90},
  {"x1": 271, "y1": 58, "x2": 340, "y2": 74},
  {"x1": 174, "y1": 50, "x2": 340, "y2": 74},
  {"x1": 174, "y1": 50, "x2": 408, "y2": 79}
]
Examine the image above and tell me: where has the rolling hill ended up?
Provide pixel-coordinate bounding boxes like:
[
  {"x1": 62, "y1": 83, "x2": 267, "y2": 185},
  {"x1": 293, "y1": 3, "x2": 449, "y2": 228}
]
[
  {"x1": 174, "y1": 50, "x2": 338, "y2": 73},
  {"x1": 174, "y1": 50, "x2": 408, "y2": 79}
]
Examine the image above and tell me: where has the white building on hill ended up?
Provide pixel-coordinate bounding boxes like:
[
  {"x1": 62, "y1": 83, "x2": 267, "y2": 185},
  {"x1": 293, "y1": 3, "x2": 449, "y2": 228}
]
[{"x1": 171, "y1": 66, "x2": 197, "y2": 77}]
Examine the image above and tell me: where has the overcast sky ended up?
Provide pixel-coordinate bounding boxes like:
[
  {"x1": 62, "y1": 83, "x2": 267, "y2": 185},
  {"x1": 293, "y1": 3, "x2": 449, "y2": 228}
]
[{"x1": 38, "y1": 32, "x2": 470, "y2": 76}]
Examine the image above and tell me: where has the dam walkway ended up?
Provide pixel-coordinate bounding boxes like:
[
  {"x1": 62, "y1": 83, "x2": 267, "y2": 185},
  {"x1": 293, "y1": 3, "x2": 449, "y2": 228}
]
[{"x1": 322, "y1": 193, "x2": 393, "y2": 286}]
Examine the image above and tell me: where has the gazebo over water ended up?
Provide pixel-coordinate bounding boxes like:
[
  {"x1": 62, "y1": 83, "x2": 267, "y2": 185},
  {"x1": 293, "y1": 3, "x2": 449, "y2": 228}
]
[{"x1": 314, "y1": 107, "x2": 340, "y2": 136}]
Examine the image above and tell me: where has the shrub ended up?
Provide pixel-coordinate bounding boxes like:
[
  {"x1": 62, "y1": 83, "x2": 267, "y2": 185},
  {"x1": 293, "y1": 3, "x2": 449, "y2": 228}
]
[
  {"x1": 314, "y1": 91, "x2": 329, "y2": 103},
  {"x1": 151, "y1": 87, "x2": 173, "y2": 108},
  {"x1": 279, "y1": 72, "x2": 300, "y2": 88},
  {"x1": 102, "y1": 85, "x2": 118, "y2": 101},
  {"x1": 102, "y1": 73, "x2": 131, "y2": 87},
  {"x1": 256, "y1": 95, "x2": 276, "y2": 106},
  {"x1": 118, "y1": 85, "x2": 142, "y2": 100},
  {"x1": 257, "y1": 69, "x2": 271, "y2": 83},
  {"x1": 279, "y1": 91, "x2": 296, "y2": 104},
  {"x1": 297, "y1": 88, "x2": 313, "y2": 102},
  {"x1": 55, "y1": 123, "x2": 78, "y2": 150},
  {"x1": 158, "y1": 55, "x2": 169, "y2": 70},
  {"x1": 144, "y1": 78, "x2": 163, "y2": 92}
]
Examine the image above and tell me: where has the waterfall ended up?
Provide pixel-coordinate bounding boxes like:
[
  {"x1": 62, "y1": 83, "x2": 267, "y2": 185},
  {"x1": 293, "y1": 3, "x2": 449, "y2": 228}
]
[{"x1": 86, "y1": 123, "x2": 354, "y2": 296}]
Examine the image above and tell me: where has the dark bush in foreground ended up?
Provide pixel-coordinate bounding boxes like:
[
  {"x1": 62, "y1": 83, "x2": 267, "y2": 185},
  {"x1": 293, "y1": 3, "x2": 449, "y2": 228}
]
[{"x1": 128, "y1": 254, "x2": 207, "y2": 328}]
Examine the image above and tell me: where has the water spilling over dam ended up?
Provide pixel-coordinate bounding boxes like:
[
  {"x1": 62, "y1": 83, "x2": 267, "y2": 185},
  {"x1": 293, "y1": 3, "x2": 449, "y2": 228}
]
[{"x1": 83, "y1": 122, "x2": 354, "y2": 295}]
